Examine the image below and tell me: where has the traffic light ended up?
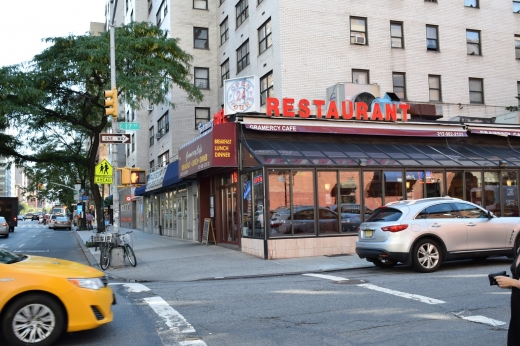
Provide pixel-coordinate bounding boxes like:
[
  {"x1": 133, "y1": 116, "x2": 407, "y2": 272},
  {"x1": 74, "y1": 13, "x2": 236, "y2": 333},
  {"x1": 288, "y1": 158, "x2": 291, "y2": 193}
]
[
  {"x1": 130, "y1": 170, "x2": 147, "y2": 185},
  {"x1": 120, "y1": 168, "x2": 131, "y2": 185},
  {"x1": 104, "y1": 87, "x2": 118, "y2": 117}
]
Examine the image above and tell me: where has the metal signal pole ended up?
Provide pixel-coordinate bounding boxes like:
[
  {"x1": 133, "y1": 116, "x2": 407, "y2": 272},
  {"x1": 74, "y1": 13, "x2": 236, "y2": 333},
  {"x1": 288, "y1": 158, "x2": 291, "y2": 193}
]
[{"x1": 109, "y1": 23, "x2": 120, "y2": 235}]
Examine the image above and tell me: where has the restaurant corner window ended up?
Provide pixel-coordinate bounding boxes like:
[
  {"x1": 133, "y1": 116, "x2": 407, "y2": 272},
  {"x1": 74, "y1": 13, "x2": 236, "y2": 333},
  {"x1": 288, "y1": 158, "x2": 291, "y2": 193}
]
[{"x1": 241, "y1": 170, "x2": 264, "y2": 238}]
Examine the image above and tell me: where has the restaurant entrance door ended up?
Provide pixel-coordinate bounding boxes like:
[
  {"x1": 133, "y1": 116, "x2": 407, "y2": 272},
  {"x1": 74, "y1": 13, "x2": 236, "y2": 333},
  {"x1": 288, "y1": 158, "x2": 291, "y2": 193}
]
[{"x1": 221, "y1": 184, "x2": 239, "y2": 244}]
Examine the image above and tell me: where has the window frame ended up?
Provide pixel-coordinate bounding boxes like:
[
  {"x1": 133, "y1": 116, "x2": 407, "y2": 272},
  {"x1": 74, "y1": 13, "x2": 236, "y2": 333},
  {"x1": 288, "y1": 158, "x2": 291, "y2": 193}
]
[
  {"x1": 466, "y1": 29, "x2": 481, "y2": 56},
  {"x1": 156, "y1": 0, "x2": 167, "y2": 27},
  {"x1": 426, "y1": 25, "x2": 439, "y2": 51},
  {"x1": 131, "y1": 134, "x2": 135, "y2": 152},
  {"x1": 350, "y1": 16, "x2": 368, "y2": 45},
  {"x1": 260, "y1": 71, "x2": 274, "y2": 106},
  {"x1": 236, "y1": 0, "x2": 249, "y2": 29},
  {"x1": 221, "y1": 59, "x2": 230, "y2": 87},
  {"x1": 149, "y1": 160, "x2": 155, "y2": 170},
  {"x1": 392, "y1": 72, "x2": 407, "y2": 101},
  {"x1": 515, "y1": 35, "x2": 520, "y2": 59},
  {"x1": 236, "y1": 40, "x2": 250, "y2": 73},
  {"x1": 194, "y1": 67, "x2": 210, "y2": 89},
  {"x1": 195, "y1": 107, "x2": 211, "y2": 130},
  {"x1": 220, "y1": 17, "x2": 229, "y2": 46},
  {"x1": 390, "y1": 21, "x2": 404, "y2": 49},
  {"x1": 352, "y1": 69, "x2": 370, "y2": 84},
  {"x1": 258, "y1": 18, "x2": 272, "y2": 54},
  {"x1": 158, "y1": 151, "x2": 170, "y2": 167},
  {"x1": 157, "y1": 111, "x2": 170, "y2": 138},
  {"x1": 469, "y1": 78, "x2": 484, "y2": 104},
  {"x1": 193, "y1": 0, "x2": 208, "y2": 10},
  {"x1": 194, "y1": 27, "x2": 209, "y2": 49},
  {"x1": 464, "y1": 0, "x2": 479, "y2": 8},
  {"x1": 517, "y1": 81, "x2": 520, "y2": 106},
  {"x1": 149, "y1": 126, "x2": 154, "y2": 147},
  {"x1": 514, "y1": 1, "x2": 520, "y2": 13},
  {"x1": 428, "y1": 75, "x2": 442, "y2": 102}
]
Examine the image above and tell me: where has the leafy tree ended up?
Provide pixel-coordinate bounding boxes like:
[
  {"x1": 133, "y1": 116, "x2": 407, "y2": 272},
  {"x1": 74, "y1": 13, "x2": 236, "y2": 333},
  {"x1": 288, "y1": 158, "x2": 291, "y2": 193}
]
[{"x1": 0, "y1": 22, "x2": 203, "y2": 229}]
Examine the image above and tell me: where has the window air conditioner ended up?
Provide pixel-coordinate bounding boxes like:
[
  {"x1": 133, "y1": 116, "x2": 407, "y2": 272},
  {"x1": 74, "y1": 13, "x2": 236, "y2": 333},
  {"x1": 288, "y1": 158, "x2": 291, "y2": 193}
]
[
  {"x1": 155, "y1": 133, "x2": 162, "y2": 139},
  {"x1": 355, "y1": 36, "x2": 366, "y2": 45},
  {"x1": 147, "y1": 104, "x2": 154, "y2": 111}
]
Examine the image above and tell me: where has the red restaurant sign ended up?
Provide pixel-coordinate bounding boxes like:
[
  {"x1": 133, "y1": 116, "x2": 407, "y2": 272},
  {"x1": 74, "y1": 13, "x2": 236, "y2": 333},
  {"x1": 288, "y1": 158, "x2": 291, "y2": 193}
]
[
  {"x1": 179, "y1": 122, "x2": 237, "y2": 178},
  {"x1": 266, "y1": 97, "x2": 411, "y2": 122}
]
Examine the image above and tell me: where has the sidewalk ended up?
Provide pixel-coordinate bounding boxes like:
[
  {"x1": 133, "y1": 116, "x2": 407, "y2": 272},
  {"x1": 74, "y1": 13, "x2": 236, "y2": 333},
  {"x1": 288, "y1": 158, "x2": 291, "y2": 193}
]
[{"x1": 74, "y1": 226, "x2": 372, "y2": 282}]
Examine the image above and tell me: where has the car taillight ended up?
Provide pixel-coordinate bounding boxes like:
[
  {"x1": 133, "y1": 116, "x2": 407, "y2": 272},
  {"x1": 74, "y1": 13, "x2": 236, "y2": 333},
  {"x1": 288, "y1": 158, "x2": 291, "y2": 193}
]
[
  {"x1": 381, "y1": 224, "x2": 408, "y2": 232},
  {"x1": 2, "y1": 222, "x2": 6, "y2": 226},
  {"x1": 13, "y1": 217, "x2": 17, "y2": 221}
]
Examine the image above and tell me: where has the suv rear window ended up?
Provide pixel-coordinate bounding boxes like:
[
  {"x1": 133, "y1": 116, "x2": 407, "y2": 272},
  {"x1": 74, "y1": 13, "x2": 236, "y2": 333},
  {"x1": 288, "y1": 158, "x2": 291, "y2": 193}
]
[{"x1": 365, "y1": 207, "x2": 402, "y2": 222}]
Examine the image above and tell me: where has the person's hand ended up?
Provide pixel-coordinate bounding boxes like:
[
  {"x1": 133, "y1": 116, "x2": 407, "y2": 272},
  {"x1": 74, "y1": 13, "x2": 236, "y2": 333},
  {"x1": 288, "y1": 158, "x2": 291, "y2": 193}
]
[{"x1": 495, "y1": 276, "x2": 520, "y2": 289}]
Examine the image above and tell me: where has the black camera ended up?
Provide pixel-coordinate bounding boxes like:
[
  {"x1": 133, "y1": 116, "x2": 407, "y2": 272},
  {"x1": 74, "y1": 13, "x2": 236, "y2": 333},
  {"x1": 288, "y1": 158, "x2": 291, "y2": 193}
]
[{"x1": 488, "y1": 271, "x2": 509, "y2": 286}]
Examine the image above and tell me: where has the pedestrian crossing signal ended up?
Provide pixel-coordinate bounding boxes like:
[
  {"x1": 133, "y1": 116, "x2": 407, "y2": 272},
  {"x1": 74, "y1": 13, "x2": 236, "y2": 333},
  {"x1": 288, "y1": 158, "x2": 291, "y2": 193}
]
[{"x1": 130, "y1": 170, "x2": 146, "y2": 185}]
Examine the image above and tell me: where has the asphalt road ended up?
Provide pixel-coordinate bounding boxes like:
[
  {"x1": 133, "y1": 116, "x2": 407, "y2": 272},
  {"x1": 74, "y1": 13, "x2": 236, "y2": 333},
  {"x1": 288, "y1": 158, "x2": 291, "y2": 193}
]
[{"x1": 2, "y1": 221, "x2": 514, "y2": 346}]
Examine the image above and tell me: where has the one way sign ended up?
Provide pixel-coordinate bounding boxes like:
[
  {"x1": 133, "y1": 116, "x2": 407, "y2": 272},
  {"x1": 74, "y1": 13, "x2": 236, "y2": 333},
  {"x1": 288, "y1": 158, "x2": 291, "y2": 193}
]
[{"x1": 99, "y1": 134, "x2": 131, "y2": 144}]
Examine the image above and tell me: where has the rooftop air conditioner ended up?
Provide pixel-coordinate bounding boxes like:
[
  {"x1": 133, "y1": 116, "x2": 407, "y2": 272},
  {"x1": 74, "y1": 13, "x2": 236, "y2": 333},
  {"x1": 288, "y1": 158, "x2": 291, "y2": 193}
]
[
  {"x1": 147, "y1": 104, "x2": 154, "y2": 111},
  {"x1": 355, "y1": 36, "x2": 366, "y2": 45}
]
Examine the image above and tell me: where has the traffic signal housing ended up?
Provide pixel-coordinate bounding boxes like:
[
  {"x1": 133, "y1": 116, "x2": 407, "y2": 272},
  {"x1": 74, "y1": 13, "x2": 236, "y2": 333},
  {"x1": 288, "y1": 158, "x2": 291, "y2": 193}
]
[
  {"x1": 120, "y1": 168, "x2": 131, "y2": 185},
  {"x1": 104, "y1": 87, "x2": 118, "y2": 117},
  {"x1": 130, "y1": 170, "x2": 147, "y2": 185}
]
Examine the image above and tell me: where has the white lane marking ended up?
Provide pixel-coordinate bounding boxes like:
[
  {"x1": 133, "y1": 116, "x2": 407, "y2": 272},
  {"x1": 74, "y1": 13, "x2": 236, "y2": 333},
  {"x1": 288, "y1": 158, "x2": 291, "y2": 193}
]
[
  {"x1": 303, "y1": 273, "x2": 349, "y2": 281},
  {"x1": 357, "y1": 283, "x2": 445, "y2": 305},
  {"x1": 143, "y1": 296, "x2": 196, "y2": 334},
  {"x1": 179, "y1": 341, "x2": 208, "y2": 346},
  {"x1": 460, "y1": 315, "x2": 507, "y2": 326},
  {"x1": 19, "y1": 244, "x2": 24, "y2": 248},
  {"x1": 0, "y1": 244, "x2": 8, "y2": 248},
  {"x1": 108, "y1": 282, "x2": 151, "y2": 293}
]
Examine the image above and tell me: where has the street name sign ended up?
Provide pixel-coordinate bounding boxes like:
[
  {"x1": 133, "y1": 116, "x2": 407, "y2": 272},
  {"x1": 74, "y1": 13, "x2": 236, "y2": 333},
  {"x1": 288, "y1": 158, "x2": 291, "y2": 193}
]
[
  {"x1": 118, "y1": 122, "x2": 140, "y2": 130},
  {"x1": 99, "y1": 134, "x2": 131, "y2": 144}
]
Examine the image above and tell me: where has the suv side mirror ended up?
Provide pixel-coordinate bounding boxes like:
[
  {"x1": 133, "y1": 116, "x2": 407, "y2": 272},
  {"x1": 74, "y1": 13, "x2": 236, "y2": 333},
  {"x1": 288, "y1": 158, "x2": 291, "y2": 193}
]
[{"x1": 487, "y1": 210, "x2": 493, "y2": 219}]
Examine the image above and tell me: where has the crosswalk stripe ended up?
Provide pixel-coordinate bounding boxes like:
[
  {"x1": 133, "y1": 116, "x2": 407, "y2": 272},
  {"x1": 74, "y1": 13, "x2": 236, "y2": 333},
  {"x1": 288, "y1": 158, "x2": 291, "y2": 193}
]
[
  {"x1": 459, "y1": 315, "x2": 507, "y2": 326},
  {"x1": 357, "y1": 283, "x2": 446, "y2": 305}
]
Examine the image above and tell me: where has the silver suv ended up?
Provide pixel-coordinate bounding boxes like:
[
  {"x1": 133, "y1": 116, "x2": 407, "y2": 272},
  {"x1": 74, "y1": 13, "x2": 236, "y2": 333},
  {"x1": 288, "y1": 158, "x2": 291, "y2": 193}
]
[{"x1": 355, "y1": 197, "x2": 520, "y2": 272}]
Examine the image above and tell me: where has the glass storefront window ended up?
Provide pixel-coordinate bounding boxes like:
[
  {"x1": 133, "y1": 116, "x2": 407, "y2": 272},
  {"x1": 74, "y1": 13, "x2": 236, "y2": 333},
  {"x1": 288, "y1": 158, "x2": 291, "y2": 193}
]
[
  {"x1": 466, "y1": 171, "x2": 482, "y2": 206},
  {"x1": 241, "y1": 173, "x2": 253, "y2": 237},
  {"x1": 502, "y1": 172, "x2": 519, "y2": 217},
  {"x1": 364, "y1": 171, "x2": 383, "y2": 211},
  {"x1": 425, "y1": 171, "x2": 444, "y2": 198},
  {"x1": 446, "y1": 171, "x2": 464, "y2": 199},
  {"x1": 483, "y1": 172, "x2": 500, "y2": 215},
  {"x1": 406, "y1": 171, "x2": 424, "y2": 200},
  {"x1": 252, "y1": 170, "x2": 264, "y2": 238},
  {"x1": 338, "y1": 171, "x2": 363, "y2": 233},
  {"x1": 384, "y1": 171, "x2": 403, "y2": 204},
  {"x1": 292, "y1": 171, "x2": 315, "y2": 235},
  {"x1": 318, "y1": 171, "x2": 339, "y2": 234}
]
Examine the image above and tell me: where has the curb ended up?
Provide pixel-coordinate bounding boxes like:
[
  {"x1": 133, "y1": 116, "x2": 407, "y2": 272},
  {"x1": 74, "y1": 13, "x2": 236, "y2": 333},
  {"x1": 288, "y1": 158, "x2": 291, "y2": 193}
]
[{"x1": 73, "y1": 230, "x2": 99, "y2": 268}]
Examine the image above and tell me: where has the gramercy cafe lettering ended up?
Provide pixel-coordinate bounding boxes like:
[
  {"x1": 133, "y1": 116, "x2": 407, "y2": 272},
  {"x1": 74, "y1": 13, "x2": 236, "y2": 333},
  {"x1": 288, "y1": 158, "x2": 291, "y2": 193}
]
[{"x1": 266, "y1": 97, "x2": 411, "y2": 121}]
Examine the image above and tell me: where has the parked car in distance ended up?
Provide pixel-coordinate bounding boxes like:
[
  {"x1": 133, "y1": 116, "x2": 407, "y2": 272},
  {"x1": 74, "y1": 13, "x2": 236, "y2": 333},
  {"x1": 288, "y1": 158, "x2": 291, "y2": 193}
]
[
  {"x1": 52, "y1": 216, "x2": 72, "y2": 230},
  {"x1": 270, "y1": 206, "x2": 355, "y2": 235},
  {"x1": 356, "y1": 197, "x2": 520, "y2": 273},
  {"x1": 0, "y1": 248, "x2": 115, "y2": 346},
  {"x1": 16, "y1": 215, "x2": 24, "y2": 221},
  {"x1": 48, "y1": 214, "x2": 58, "y2": 228},
  {"x1": 0, "y1": 216, "x2": 9, "y2": 238},
  {"x1": 31, "y1": 214, "x2": 40, "y2": 221}
]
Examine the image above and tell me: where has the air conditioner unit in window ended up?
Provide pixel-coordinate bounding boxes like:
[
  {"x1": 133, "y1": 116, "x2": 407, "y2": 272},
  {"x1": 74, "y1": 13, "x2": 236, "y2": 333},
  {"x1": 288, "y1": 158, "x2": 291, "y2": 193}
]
[
  {"x1": 147, "y1": 104, "x2": 154, "y2": 111},
  {"x1": 155, "y1": 133, "x2": 162, "y2": 139},
  {"x1": 354, "y1": 36, "x2": 366, "y2": 45}
]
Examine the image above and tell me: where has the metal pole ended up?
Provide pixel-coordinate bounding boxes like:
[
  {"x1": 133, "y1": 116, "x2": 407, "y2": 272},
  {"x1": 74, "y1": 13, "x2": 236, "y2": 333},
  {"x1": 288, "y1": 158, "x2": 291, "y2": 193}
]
[{"x1": 109, "y1": 23, "x2": 120, "y2": 234}]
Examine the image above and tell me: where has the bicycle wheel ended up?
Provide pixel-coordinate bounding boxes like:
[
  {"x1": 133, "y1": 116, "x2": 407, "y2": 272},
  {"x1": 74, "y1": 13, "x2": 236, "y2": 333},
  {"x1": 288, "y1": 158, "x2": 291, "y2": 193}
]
[
  {"x1": 125, "y1": 245, "x2": 137, "y2": 267},
  {"x1": 99, "y1": 244, "x2": 111, "y2": 271}
]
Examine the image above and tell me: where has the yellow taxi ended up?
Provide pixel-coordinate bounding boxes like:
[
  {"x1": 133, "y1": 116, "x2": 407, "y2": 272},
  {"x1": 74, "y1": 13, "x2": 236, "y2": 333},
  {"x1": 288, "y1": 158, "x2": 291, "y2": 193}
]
[{"x1": 0, "y1": 249, "x2": 115, "y2": 346}]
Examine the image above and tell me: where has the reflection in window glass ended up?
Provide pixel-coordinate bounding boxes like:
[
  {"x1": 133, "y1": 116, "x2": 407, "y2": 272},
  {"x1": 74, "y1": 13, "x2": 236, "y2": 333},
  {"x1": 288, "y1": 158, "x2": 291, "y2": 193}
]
[
  {"x1": 425, "y1": 171, "x2": 444, "y2": 198},
  {"x1": 466, "y1": 171, "x2": 482, "y2": 206},
  {"x1": 268, "y1": 170, "x2": 291, "y2": 237},
  {"x1": 384, "y1": 171, "x2": 404, "y2": 203},
  {"x1": 406, "y1": 171, "x2": 424, "y2": 200},
  {"x1": 241, "y1": 173, "x2": 253, "y2": 237},
  {"x1": 318, "y1": 171, "x2": 339, "y2": 234},
  {"x1": 482, "y1": 172, "x2": 499, "y2": 215},
  {"x1": 453, "y1": 202, "x2": 487, "y2": 219},
  {"x1": 502, "y1": 172, "x2": 519, "y2": 217},
  {"x1": 338, "y1": 171, "x2": 364, "y2": 232},
  {"x1": 447, "y1": 171, "x2": 464, "y2": 199},
  {"x1": 364, "y1": 171, "x2": 383, "y2": 211},
  {"x1": 292, "y1": 171, "x2": 315, "y2": 235}
]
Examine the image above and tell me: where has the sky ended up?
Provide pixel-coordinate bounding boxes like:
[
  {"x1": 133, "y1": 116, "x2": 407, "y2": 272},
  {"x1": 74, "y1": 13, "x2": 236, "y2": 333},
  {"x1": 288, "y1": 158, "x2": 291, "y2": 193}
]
[{"x1": 0, "y1": 0, "x2": 107, "y2": 67}]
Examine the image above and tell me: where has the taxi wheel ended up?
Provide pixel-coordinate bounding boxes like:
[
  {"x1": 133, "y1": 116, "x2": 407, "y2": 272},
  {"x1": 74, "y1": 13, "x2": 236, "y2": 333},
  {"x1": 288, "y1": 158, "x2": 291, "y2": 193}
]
[{"x1": 1, "y1": 293, "x2": 65, "y2": 346}]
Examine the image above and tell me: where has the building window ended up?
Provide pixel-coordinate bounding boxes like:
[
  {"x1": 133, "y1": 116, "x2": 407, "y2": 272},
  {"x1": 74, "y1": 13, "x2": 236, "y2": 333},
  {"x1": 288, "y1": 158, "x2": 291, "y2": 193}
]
[
  {"x1": 390, "y1": 22, "x2": 404, "y2": 48},
  {"x1": 149, "y1": 126, "x2": 154, "y2": 147},
  {"x1": 515, "y1": 35, "x2": 520, "y2": 59},
  {"x1": 517, "y1": 81, "x2": 520, "y2": 106},
  {"x1": 149, "y1": 160, "x2": 155, "y2": 170},
  {"x1": 194, "y1": 67, "x2": 209, "y2": 89},
  {"x1": 236, "y1": 0, "x2": 249, "y2": 28},
  {"x1": 194, "y1": 27, "x2": 209, "y2": 49},
  {"x1": 429, "y1": 75, "x2": 442, "y2": 102},
  {"x1": 220, "y1": 0, "x2": 225, "y2": 5},
  {"x1": 467, "y1": 30, "x2": 481, "y2": 55},
  {"x1": 352, "y1": 69, "x2": 369, "y2": 84},
  {"x1": 260, "y1": 71, "x2": 273, "y2": 106},
  {"x1": 392, "y1": 72, "x2": 406, "y2": 100},
  {"x1": 148, "y1": 0, "x2": 152, "y2": 14},
  {"x1": 126, "y1": 144, "x2": 130, "y2": 157},
  {"x1": 194, "y1": 0, "x2": 208, "y2": 10},
  {"x1": 350, "y1": 17, "x2": 367, "y2": 45},
  {"x1": 158, "y1": 151, "x2": 169, "y2": 167},
  {"x1": 425, "y1": 0, "x2": 437, "y2": 2},
  {"x1": 236, "y1": 41, "x2": 250, "y2": 73},
  {"x1": 465, "y1": 0, "x2": 479, "y2": 8},
  {"x1": 157, "y1": 111, "x2": 169, "y2": 138},
  {"x1": 426, "y1": 25, "x2": 439, "y2": 51},
  {"x1": 221, "y1": 59, "x2": 229, "y2": 86},
  {"x1": 195, "y1": 107, "x2": 210, "y2": 129},
  {"x1": 514, "y1": 1, "x2": 520, "y2": 13},
  {"x1": 131, "y1": 134, "x2": 135, "y2": 152},
  {"x1": 258, "y1": 18, "x2": 272, "y2": 54},
  {"x1": 469, "y1": 78, "x2": 484, "y2": 104},
  {"x1": 220, "y1": 18, "x2": 229, "y2": 46},
  {"x1": 156, "y1": 0, "x2": 167, "y2": 26}
]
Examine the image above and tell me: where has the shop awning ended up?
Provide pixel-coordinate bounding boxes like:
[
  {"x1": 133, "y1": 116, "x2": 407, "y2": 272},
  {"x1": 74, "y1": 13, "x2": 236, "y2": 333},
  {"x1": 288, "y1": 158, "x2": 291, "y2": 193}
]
[
  {"x1": 135, "y1": 186, "x2": 146, "y2": 196},
  {"x1": 163, "y1": 160, "x2": 181, "y2": 187},
  {"x1": 468, "y1": 126, "x2": 520, "y2": 137}
]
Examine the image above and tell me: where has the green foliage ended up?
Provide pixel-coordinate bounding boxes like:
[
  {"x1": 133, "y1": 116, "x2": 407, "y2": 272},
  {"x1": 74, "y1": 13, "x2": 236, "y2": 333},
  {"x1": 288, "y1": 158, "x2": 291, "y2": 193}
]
[
  {"x1": 506, "y1": 96, "x2": 520, "y2": 112},
  {"x1": 0, "y1": 22, "x2": 203, "y2": 220}
]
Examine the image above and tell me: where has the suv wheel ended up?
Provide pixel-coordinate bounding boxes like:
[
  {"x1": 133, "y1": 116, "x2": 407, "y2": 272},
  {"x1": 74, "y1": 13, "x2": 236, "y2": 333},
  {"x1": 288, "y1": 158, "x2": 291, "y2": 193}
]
[
  {"x1": 412, "y1": 239, "x2": 442, "y2": 273},
  {"x1": 371, "y1": 257, "x2": 397, "y2": 268}
]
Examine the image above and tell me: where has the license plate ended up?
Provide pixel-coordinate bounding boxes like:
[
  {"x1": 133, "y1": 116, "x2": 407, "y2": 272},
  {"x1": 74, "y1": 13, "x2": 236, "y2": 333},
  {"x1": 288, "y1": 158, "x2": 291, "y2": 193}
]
[{"x1": 365, "y1": 230, "x2": 373, "y2": 238}]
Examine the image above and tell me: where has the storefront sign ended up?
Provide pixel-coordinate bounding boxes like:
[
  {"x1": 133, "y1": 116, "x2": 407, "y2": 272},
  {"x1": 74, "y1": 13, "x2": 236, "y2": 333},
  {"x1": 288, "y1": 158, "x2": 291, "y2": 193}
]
[
  {"x1": 470, "y1": 128, "x2": 520, "y2": 137},
  {"x1": 224, "y1": 76, "x2": 260, "y2": 115},
  {"x1": 145, "y1": 166, "x2": 167, "y2": 192},
  {"x1": 179, "y1": 122, "x2": 237, "y2": 177},
  {"x1": 265, "y1": 97, "x2": 411, "y2": 122}
]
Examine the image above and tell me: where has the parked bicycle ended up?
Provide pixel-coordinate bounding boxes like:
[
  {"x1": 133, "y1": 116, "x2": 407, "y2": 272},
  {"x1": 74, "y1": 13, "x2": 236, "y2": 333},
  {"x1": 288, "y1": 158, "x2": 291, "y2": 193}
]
[{"x1": 99, "y1": 231, "x2": 136, "y2": 270}]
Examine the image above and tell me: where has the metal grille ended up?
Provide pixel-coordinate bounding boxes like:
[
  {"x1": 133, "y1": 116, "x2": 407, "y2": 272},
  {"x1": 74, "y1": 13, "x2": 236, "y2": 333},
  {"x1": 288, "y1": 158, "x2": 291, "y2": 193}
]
[{"x1": 91, "y1": 306, "x2": 104, "y2": 320}]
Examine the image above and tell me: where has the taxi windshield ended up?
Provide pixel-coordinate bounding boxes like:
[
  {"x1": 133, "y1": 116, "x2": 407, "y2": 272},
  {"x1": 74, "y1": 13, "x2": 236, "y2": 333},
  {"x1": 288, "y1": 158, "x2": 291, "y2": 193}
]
[{"x1": 0, "y1": 249, "x2": 21, "y2": 264}]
